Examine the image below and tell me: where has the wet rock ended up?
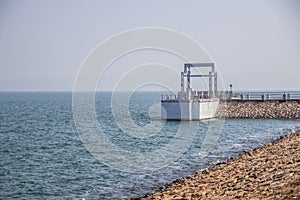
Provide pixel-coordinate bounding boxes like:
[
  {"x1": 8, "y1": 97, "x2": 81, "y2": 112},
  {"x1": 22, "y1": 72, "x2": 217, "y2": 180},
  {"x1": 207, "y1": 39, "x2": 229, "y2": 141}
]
[
  {"x1": 144, "y1": 131, "x2": 300, "y2": 200},
  {"x1": 215, "y1": 101, "x2": 300, "y2": 119}
]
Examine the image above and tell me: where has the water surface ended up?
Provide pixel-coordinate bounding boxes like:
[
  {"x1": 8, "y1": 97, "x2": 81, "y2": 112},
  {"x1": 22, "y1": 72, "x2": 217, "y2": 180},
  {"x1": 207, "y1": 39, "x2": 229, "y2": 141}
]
[{"x1": 0, "y1": 92, "x2": 299, "y2": 199}]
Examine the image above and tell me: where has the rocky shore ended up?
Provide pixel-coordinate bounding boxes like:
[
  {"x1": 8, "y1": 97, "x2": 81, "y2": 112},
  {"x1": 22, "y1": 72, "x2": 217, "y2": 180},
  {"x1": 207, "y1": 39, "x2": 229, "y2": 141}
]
[
  {"x1": 215, "y1": 101, "x2": 300, "y2": 119},
  {"x1": 143, "y1": 130, "x2": 300, "y2": 199}
]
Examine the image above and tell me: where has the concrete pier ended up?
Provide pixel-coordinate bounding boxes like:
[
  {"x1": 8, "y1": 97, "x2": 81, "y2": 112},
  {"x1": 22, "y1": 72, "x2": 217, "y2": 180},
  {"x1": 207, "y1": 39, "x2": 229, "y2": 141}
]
[
  {"x1": 161, "y1": 98, "x2": 219, "y2": 120},
  {"x1": 161, "y1": 63, "x2": 219, "y2": 121}
]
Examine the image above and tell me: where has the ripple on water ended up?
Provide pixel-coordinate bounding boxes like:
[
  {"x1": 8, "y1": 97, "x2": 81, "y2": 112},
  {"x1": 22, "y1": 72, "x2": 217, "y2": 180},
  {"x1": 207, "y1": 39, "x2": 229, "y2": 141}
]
[{"x1": 0, "y1": 92, "x2": 299, "y2": 198}]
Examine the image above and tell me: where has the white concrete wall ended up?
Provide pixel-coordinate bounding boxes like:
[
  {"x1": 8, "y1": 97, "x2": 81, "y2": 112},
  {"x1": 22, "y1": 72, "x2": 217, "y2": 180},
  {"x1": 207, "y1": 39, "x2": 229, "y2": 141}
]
[
  {"x1": 191, "y1": 102, "x2": 200, "y2": 119},
  {"x1": 199, "y1": 100, "x2": 219, "y2": 119},
  {"x1": 161, "y1": 99, "x2": 219, "y2": 120},
  {"x1": 161, "y1": 101, "x2": 190, "y2": 120}
]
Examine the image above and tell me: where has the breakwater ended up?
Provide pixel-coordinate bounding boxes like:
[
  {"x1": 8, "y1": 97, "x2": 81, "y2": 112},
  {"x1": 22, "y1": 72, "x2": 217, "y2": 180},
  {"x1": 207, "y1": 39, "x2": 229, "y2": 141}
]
[
  {"x1": 145, "y1": 130, "x2": 300, "y2": 199},
  {"x1": 215, "y1": 101, "x2": 300, "y2": 119}
]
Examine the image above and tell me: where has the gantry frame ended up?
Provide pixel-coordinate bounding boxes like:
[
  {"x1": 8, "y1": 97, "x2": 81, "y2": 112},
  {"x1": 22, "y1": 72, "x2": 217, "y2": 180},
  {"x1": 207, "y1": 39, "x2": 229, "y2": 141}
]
[{"x1": 181, "y1": 63, "x2": 217, "y2": 97}]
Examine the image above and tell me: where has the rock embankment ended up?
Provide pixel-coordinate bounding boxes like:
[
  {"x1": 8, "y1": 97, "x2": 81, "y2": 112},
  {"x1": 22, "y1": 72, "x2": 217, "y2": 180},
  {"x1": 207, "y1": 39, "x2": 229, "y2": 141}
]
[
  {"x1": 144, "y1": 130, "x2": 300, "y2": 199},
  {"x1": 215, "y1": 101, "x2": 300, "y2": 119}
]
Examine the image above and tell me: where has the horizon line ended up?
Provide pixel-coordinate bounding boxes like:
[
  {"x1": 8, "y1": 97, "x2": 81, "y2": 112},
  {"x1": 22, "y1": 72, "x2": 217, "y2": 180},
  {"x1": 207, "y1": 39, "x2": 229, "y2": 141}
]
[{"x1": 1, "y1": 89, "x2": 300, "y2": 92}]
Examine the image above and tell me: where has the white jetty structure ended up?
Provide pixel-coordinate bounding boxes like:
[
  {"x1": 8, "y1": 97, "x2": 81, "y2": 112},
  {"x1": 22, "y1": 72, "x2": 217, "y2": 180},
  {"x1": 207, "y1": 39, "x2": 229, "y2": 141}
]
[{"x1": 161, "y1": 63, "x2": 219, "y2": 120}]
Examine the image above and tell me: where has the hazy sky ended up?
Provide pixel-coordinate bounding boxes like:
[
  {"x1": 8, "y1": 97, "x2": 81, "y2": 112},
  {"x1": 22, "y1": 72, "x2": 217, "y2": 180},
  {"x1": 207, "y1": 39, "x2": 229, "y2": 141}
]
[{"x1": 0, "y1": 0, "x2": 299, "y2": 91}]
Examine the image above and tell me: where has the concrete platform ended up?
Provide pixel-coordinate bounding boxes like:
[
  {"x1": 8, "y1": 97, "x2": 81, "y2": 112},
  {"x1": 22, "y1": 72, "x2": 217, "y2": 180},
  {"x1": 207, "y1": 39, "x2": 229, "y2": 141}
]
[{"x1": 161, "y1": 99, "x2": 219, "y2": 120}]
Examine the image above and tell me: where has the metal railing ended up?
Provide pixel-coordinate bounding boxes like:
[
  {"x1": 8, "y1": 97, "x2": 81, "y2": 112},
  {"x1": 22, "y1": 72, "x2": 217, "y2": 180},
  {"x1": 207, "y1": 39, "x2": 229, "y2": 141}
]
[
  {"x1": 161, "y1": 94, "x2": 177, "y2": 101},
  {"x1": 226, "y1": 91, "x2": 300, "y2": 101},
  {"x1": 162, "y1": 91, "x2": 300, "y2": 102}
]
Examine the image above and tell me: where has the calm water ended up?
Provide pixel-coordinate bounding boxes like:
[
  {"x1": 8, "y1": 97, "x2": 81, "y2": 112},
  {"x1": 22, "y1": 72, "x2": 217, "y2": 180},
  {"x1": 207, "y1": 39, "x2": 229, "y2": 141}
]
[{"x1": 0, "y1": 92, "x2": 299, "y2": 199}]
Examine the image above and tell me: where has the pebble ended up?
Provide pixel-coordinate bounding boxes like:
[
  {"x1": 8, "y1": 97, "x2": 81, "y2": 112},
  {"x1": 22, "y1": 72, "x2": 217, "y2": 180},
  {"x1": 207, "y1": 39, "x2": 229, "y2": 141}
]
[
  {"x1": 215, "y1": 101, "x2": 300, "y2": 119},
  {"x1": 143, "y1": 131, "x2": 300, "y2": 200}
]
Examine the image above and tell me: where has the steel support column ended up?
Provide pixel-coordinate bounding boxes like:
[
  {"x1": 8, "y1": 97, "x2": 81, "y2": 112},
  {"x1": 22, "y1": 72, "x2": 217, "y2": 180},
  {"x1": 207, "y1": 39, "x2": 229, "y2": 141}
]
[
  {"x1": 187, "y1": 67, "x2": 191, "y2": 90},
  {"x1": 209, "y1": 71, "x2": 212, "y2": 97},
  {"x1": 214, "y1": 72, "x2": 217, "y2": 97},
  {"x1": 181, "y1": 72, "x2": 184, "y2": 92}
]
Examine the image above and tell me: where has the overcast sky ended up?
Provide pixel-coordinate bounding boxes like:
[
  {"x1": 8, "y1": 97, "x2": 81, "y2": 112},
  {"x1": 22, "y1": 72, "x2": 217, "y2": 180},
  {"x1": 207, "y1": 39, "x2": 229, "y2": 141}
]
[{"x1": 0, "y1": 0, "x2": 299, "y2": 91}]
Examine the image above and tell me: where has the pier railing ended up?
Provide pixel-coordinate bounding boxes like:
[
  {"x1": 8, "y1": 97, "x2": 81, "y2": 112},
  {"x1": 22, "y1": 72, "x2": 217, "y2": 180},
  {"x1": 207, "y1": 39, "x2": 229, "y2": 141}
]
[
  {"x1": 161, "y1": 94, "x2": 178, "y2": 101},
  {"x1": 161, "y1": 91, "x2": 300, "y2": 102},
  {"x1": 224, "y1": 91, "x2": 300, "y2": 102},
  {"x1": 161, "y1": 91, "x2": 213, "y2": 101}
]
